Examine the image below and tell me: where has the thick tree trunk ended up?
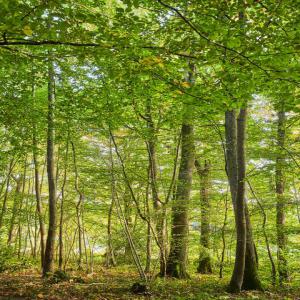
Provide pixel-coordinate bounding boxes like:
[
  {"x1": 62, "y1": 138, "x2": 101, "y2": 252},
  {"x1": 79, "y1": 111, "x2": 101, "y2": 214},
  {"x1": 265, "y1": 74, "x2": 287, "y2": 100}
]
[
  {"x1": 166, "y1": 123, "x2": 194, "y2": 278},
  {"x1": 242, "y1": 203, "x2": 263, "y2": 290},
  {"x1": 227, "y1": 109, "x2": 247, "y2": 292},
  {"x1": 195, "y1": 159, "x2": 212, "y2": 274},
  {"x1": 43, "y1": 58, "x2": 57, "y2": 276},
  {"x1": 225, "y1": 109, "x2": 262, "y2": 292},
  {"x1": 276, "y1": 109, "x2": 288, "y2": 284}
]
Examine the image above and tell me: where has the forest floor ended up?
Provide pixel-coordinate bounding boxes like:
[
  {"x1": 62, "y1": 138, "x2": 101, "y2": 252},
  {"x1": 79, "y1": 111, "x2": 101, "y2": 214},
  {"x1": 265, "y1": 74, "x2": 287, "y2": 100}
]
[{"x1": 0, "y1": 268, "x2": 299, "y2": 300}]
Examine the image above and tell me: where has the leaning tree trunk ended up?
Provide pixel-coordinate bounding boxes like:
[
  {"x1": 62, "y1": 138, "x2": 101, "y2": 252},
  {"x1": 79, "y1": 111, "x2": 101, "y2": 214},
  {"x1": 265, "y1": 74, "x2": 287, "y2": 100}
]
[
  {"x1": 195, "y1": 159, "x2": 212, "y2": 274},
  {"x1": 166, "y1": 123, "x2": 194, "y2": 278},
  {"x1": 276, "y1": 109, "x2": 288, "y2": 284},
  {"x1": 43, "y1": 56, "x2": 57, "y2": 277},
  {"x1": 226, "y1": 109, "x2": 246, "y2": 293}
]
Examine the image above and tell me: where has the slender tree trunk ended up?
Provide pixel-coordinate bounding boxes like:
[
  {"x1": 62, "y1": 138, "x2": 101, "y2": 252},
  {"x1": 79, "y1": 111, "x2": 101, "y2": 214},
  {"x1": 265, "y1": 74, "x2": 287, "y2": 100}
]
[
  {"x1": 59, "y1": 137, "x2": 69, "y2": 270},
  {"x1": 71, "y1": 141, "x2": 84, "y2": 270},
  {"x1": 106, "y1": 193, "x2": 116, "y2": 267},
  {"x1": 166, "y1": 123, "x2": 194, "y2": 278},
  {"x1": 145, "y1": 99, "x2": 167, "y2": 276},
  {"x1": 219, "y1": 191, "x2": 229, "y2": 278},
  {"x1": 124, "y1": 187, "x2": 133, "y2": 262},
  {"x1": 33, "y1": 130, "x2": 46, "y2": 269},
  {"x1": 248, "y1": 180, "x2": 276, "y2": 286},
  {"x1": 195, "y1": 159, "x2": 212, "y2": 274},
  {"x1": 276, "y1": 109, "x2": 288, "y2": 284},
  {"x1": 144, "y1": 169, "x2": 151, "y2": 273},
  {"x1": 106, "y1": 198, "x2": 116, "y2": 267},
  {"x1": 105, "y1": 137, "x2": 117, "y2": 268},
  {"x1": 0, "y1": 159, "x2": 15, "y2": 231},
  {"x1": 7, "y1": 174, "x2": 23, "y2": 245},
  {"x1": 43, "y1": 57, "x2": 57, "y2": 276}
]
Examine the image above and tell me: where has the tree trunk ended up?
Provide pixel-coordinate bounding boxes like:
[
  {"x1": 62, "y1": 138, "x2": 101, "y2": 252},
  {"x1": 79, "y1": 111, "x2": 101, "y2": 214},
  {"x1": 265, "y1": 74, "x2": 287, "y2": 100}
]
[
  {"x1": 71, "y1": 141, "x2": 84, "y2": 270},
  {"x1": 7, "y1": 174, "x2": 23, "y2": 245},
  {"x1": 248, "y1": 180, "x2": 276, "y2": 285},
  {"x1": 106, "y1": 193, "x2": 116, "y2": 267},
  {"x1": 59, "y1": 137, "x2": 69, "y2": 270},
  {"x1": 225, "y1": 109, "x2": 262, "y2": 292},
  {"x1": 145, "y1": 99, "x2": 167, "y2": 276},
  {"x1": 166, "y1": 123, "x2": 194, "y2": 278},
  {"x1": 195, "y1": 159, "x2": 212, "y2": 274},
  {"x1": 219, "y1": 191, "x2": 229, "y2": 278},
  {"x1": 0, "y1": 159, "x2": 15, "y2": 231},
  {"x1": 276, "y1": 109, "x2": 288, "y2": 284},
  {"x1": 43, "y1": 57, "x2": 57, "y2": 276},
  {"x1": 33, "y1": 128, "x2": 46, "y2": 269},
  {"x1": 226, "y1": 109, "x2": 246, "y2": 292},
  {"x1": 123, "y1": 187, "x2": 134, "y2": 262},
  {"x1": 242, "y1": 203, "x2": 263, "y2": 290},
  {"x1": 105, "y1": 137, "x2": 117, "y2": 268}
]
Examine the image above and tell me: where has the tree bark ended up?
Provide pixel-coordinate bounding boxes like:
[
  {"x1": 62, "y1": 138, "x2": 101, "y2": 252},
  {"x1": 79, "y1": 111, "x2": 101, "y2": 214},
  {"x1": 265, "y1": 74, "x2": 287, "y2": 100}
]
[
  {"x1": 105, "y1": 137, "x2": 117, "y2": 268},
  {"x1": 225, "y1": 109, "x2": 262, "y2": 292},
  {"x1": 166, "y1": 123, "x2": 194, "y2": 278},
  {"x1": 33, "y1": 127, "x2": 46, "y2": 269},
  {"x1": 43, "y1": 57, "x2": 57, "y2": 276},
  {"x1": 227, "y1": 109, "x2": 246, "y2": 292},
  {"x1": 7, "y1": 174, "x2": 23, "y2": 245},
  {"x1": 145, "y1": 99, "x2": 167, "y2": 276},
  {"x1": 219, "y1": 191, "x2": 229, "y2": 278},
  {"x1": 242, "y1": 203, "x2": 263, "y2": 290},
  {"x1": 58, "y1": 136, "x2": 69, "y2": 270},
  {"x1": 276, "y1": 109, "x2": 288, "y2": 284},
  {"x1": 195, "y1": 159, "x2": 212, "y2": 274},
  {"x1": 71, "y1": 140, "x2": 84, "y2": 270},
  {"x1": 0, "y1": 159, "x2": 15, "y2": 231}
]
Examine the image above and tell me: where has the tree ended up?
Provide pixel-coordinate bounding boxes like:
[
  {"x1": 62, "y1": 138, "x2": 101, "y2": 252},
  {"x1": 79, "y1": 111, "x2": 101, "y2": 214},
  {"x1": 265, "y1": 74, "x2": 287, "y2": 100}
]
[
  {"x1": 43, "y1": 57, "x2": 57, "y2": 276},
  {"x1": 276, "y1": 108, "x2": 288, "y2": 284},
  {"x1": 195, "y1": 159, "x2": 213, "y2": 274}
]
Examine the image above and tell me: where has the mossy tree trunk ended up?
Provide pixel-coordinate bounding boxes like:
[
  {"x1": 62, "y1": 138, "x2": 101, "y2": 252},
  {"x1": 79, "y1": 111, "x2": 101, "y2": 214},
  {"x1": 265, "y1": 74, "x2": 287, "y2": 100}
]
[
  {"x1": 195, "y1": 159, "x2": 212, "y2": 274},
  {"x1": 276, "y1": 109, "x2": 288, "y2": 284},
  {"x1": 166, "y1": 123, "x2": 194, "y2": 278}
]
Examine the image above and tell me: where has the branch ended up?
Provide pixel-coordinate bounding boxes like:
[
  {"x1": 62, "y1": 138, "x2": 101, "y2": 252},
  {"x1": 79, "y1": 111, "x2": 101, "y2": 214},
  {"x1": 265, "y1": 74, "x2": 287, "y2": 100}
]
[{"x1": 156, "y1": 0, "x2": 271, "y2": 75}]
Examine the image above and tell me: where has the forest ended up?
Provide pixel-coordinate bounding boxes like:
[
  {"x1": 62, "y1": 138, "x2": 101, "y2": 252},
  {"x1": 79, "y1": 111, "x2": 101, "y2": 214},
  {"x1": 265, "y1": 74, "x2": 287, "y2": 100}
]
[{"x1": 0, "y1": 0, "x2": 299, "y2": 299}]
